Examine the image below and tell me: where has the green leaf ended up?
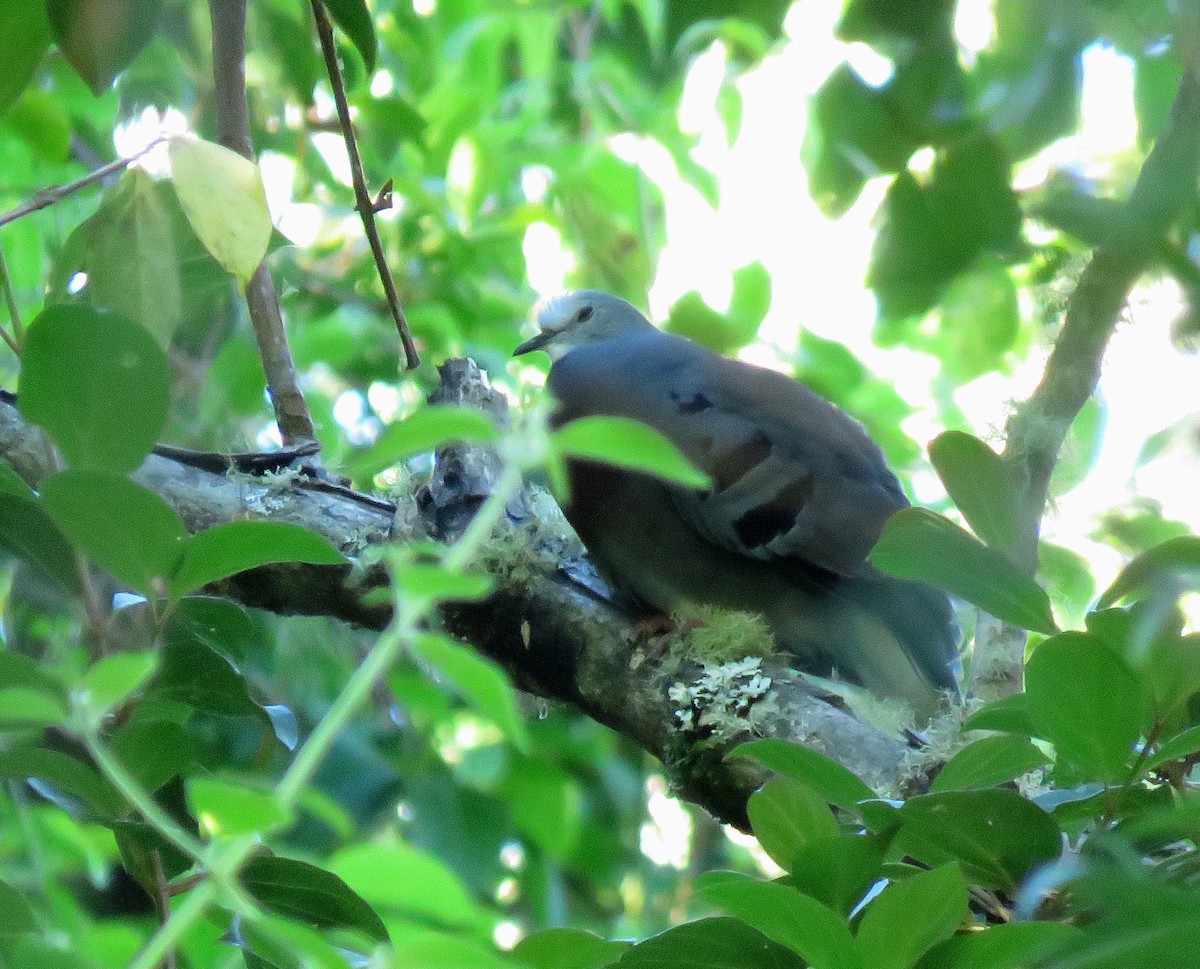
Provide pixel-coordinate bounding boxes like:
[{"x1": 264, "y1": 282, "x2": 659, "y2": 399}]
[
  {"x1": 916, "y1": 921, "x2": 1078, "y2": 969},
  {"x1": 554, "y1": 416, "x2": 711, "y2": 490},
  {"x1": 856, "y1": 865, "x2": 967, "y2": 969},
  {"x1": 0, "y1": 459, "x2": 32, "y2": 498},
  {"x1": 1025, "y1": 632, "x2": 1144, "y2": 780},
  {"x1": 0, "y1": 2, "x2": 51, "y2": 116},
  {"x1": 515, "y1": 929, "x2": 630, "y2": 969},
  {"x1": 870, "y1": 508, "x2": 1058, "y2": 634},
  {"x1": 0, "y1": 687, "x2": 67, "y2": 729},
  {"x1": 665, "y1": 262, "x2": 771, "y2": 354},
  {"x1": 695, "y1": 871, "x2": 861, "y2": 969},
  {"x1": 869, "y1": 135, "x2": 1022, "y2": 322},
  {"x1": 188, "y1": 776, "x2": 293, "y2": 838},
  {"x1": 1041, "y1": 865, "x2": 1200, "y2": 969},
  {"x1": 786, "y1": 835, "x2": 885, "y2": 916},
  {"x1": 392, "y1": 563, "x2": 494, "y2": 604},
  {"x1": 234, "y1": 915, "x2": 350, "y2": 969},
  {"x1": 888, "y1": 791, "x2": 1062, "y2": 893},
  {"x1": 1098, "y1": 536, "x2": 1200, "y2": 608},
  {"x1": 39, "y1": 470, "x2": 187, "y2": 595},
  {"x1": 928, "y1": 432, "x2": 1018, "y2": 551},
  {"x1": 934, "y1": 264, "x2": 1021, "y2": 380},
  {"x1": 81, "y1": 651, "x2": 159, "y2": 719},
  {"x1": 166, "y1": 596, "x2": 264, "y2": 666},
  {"x1": 412, "y1": 633, "x2": 530, "y2": 753},
  {"x1": 617, "y1": 917, "x2": 805, "y2": 968},
  {"x1": 0, "y1": 652, "x2": 64, "y2": 699},
  {"x1": 747, "y1": 778, "x2": 839, "y2": 871},
  {"x1": 148, "y1": 637, "x2": 272, "y2": 724},
  {"x1": 930, "y1": 736, "x2": 1052, "y2": 792},
  {"x1": 0, "y1": 878, "x2": 39, "y2": 936},
  {"x1": 498, "y1": 757, "x2": 582, "y2": 860},
  {"x1": 1146, "y1": 724, "x2": 1200, "y2": 771},
  {"x1": 320, "y1": 0, "x2": 377, "y2": 72},
  {"x1": 240, "y1": 854, "x2": 388, "y2": 943},
  {"x1": 170, "y1": 520, "x2": 345, "y2": 599},
  {"x1": 961, "y1": 693, "x2": 1035, "y2": 736},
  {"x1": 47, "y1": 0, "x2": 163, "y2": 94},
  {"x1": 168, "y1": 136, "x2": 272, "y2": 286},
  {"x1": 729, "y1": 262, "x2": 772, "y2": 332},
  {"x1": 329, "y1": 842, "x2": 485, "y2": 931},
  {"x1": 349, "y1": 405, "x2": 497, "y2": 479},
  {"x1": 18, "y1": 305, "x2": 171, "y2": 473},
  {"x1": 0, "y1": 493, "x2": 82, "y2": 594},
  {"x1": 729, "y1": 738, "x2": 875, "y2": 813},
  {"x1": 803, "y1": 64, "x2": 922, "y2": 217},
  {"x1": 59, "y1": 169, "x2": 183, "y2": 348},
  {"x1": 110, "y1": 717, "x2": 194, "y2": 792},
  {"x1": 0, "y1": 746, "x2": 124, "y2": 818}
]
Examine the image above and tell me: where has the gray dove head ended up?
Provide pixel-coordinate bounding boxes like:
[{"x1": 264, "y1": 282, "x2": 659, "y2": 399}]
[{"x1": 513, "y1": 290, "x2": 654, "y2": 361}]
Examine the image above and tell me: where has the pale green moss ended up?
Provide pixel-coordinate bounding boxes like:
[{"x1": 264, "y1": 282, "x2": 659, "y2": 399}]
[{"x1": 664, "y1": 604, "x2": 776, "y2": 666}]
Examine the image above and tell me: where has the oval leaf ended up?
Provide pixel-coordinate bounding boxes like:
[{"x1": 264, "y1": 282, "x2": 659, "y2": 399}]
[
  {"x1": 855, "y1": 865, "x2": 967, "y2": 969},
  {"x1": 1098, "y1": 536, "x2": 1200, "y2": 608},
  {"x1": 515, "y1": 929, "x2": 630, "y2": 969},
  {"x1": 48, "y1": 0, "x2": 163, "y2": 94},
  {"x1": 0, "y1": 493, "x2": 82, "y2": 594},
  {"x1": 891, "y1": 790, "x2": 1062, "y2": 893},
  {"x1": 618, "y1": 917, "x2": 805, "y2": 969},
  {"x1": 695, "y1": 871, "x2": 861, "y2": 969},
  {"x1": 916, "y1": 921, "x2": 1078, "y2": 969},
  {"x1": 730, "y1": 738, "x2": 875, "y2": 813},
  {"x1": 81, "y1": 651, "x2": 159, "y2": 720},
  {"x1": 931, "y1": 736, "x2": 1052, "y2": 793},
  {"x1": 928, "y1": 431, "x2": 1018, "y2": 551},
  {"x1": 0, "y1": 4, "x2": 51, "y2": 117},
  {"x1": 188, "y1": 776, "x2": 293, "y2": 838},
  {"x1": 168, "y1": 136, "x2": 272, "y2": 286},
  {"x1": 349, "y1": 406, "x2": 497, "y2": 479},
  {"x1": 19, "y1": 305, "x2": 171, "y2": 473},
  {"x1": 411, "y1": 633, "x2": 530, "y2": 752},
  {"x1": 66, "y1": 169, "x2": 183, "y2": 348},
  {"x1": 747, "y1": 778, "x2": 840, "y2": 871},
  {"x1": 870, "y1": 508, "x2": 1058, "y2": 634},
  {"x1": 240, "y1": 854, "x2": 388, "y2": 943},
  {"x1": 329, "y1": 842, "x2": 485, "y2": 931},
  {"x1": 554, "y1": 416, "x2": 711, "y2": 490},
  {"x1": 40, "y1": 470, "x2": 187, "y2": 595},
  {"x1": 1025, "y1": 632, "x2": 1145, "y2": 780},
  {"x1": 321, "y1": 0, "x2": 377, "y2": 72},
  {"x1": 170, "y1": 520, "x2": 345, "y2": 599}
]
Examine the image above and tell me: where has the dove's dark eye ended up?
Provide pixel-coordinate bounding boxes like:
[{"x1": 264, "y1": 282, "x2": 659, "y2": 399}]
[{"x1": 576, "y1": 305, "x2": 594, "y2": 323}]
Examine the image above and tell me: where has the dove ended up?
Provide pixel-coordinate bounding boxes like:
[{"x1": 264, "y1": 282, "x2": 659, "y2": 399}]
[{"x1": 515, "y1": 291, "x2": 959, "y2": 719}]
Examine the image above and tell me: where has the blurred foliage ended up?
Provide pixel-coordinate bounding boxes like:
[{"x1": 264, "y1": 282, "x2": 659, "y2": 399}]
[{"x1": 1, "y1": 0, "x2": 1200, "y2": 967}]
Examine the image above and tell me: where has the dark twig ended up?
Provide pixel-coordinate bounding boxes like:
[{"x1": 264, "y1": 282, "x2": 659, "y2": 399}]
[
  {"x1": 150, "y1": 852, "x2": 178, "y2": 969},
  {"x1": 973, "y1": 64, "x2": 1200, "y2": 702},
  {"x1": 0, "y1": 138, "x2": 164, "y2": 231},
  {"x1": 0, "y1": 241, "x2": 22, "y2": 355},
  {"x1": 209, "y1": 0, "x2": 317, "y2": 445},
  {"x1": 309, "y1": 0, "x2": 420, "y2": 371}
]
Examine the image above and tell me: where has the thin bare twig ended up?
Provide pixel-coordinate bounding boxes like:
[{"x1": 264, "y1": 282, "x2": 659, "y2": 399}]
[
  {"x1": 309, "y1": 0, "x2": 420, "y2": 370},
  {"x1": 150, "y1": 852, "x2": 178, "y2": 969},
  {"x1": 0, "y1": 137, "x2": 164, "y2": 231},
  {"x1": 0, "y1": 241, "x2": 24, "y2": 354},
  {"x1": 971, "y1": 63, "x2": 1200, "y2": 702},
  {"x1": 209, "y1": 0, "x2": 317, "y2": 445}
]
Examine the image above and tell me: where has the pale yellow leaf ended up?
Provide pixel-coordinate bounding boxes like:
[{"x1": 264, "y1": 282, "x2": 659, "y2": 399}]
[{"x1": 168, "y1": 135, "x2": 271, "y2": 286}]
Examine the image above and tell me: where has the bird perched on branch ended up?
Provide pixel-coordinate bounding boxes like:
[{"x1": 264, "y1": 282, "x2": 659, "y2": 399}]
[{"x1": 514, "y1": 290, "x2": 959, "y2": 721}]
